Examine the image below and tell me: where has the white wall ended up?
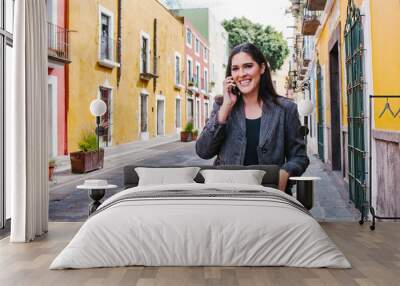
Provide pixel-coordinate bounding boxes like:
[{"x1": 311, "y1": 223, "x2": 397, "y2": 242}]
[{"x1": 208, "y1": 10, "x2": 229, "y2": 104}]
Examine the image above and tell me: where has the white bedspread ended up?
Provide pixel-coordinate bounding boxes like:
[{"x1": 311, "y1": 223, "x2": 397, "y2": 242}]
[{"x1": 50, "y1": 183, "x2": 351, "y2": 269}]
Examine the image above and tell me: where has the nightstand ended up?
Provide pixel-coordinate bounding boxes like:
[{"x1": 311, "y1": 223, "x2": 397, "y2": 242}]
[{"x1": 288, "y1": 176, "x2": 321, "y2": 210}]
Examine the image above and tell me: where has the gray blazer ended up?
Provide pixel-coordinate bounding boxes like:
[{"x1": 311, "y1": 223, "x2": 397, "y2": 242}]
[{"x1": 196, "y1": 96, "x2": 310, "y2": 177}]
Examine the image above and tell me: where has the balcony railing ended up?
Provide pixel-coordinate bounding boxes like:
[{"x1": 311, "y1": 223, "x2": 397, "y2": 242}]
[
  {"x1": 302, "y1": 9, "x2": 322, "y2": 35},
  {"x1": 307, "y1": 0, "x2": 327, "y2": 11},
  {"x1": 48, "y1": 22, "x2": 71, "y2": 64}
]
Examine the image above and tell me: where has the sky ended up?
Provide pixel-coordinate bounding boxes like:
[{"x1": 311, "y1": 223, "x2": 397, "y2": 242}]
[{"x1": 174, "y1": 0, "x2": 294, "y2": 39}]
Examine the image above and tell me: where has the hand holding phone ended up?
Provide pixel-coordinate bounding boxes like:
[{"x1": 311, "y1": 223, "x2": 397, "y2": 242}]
[
  {"x1": 231, "y1": 84, "x2": 241, "y2": 96},
  {"x1": 223, "y1": 76, "x2": 240, "y2": 104},
  {"x1": 219, "y1": 77, "x2": 240, "y2": 124}
]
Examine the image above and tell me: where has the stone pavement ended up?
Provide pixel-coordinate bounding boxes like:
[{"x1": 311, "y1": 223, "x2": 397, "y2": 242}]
[
  {"x1": 49, "y1": 137, "x2": 360, "y2": 222},
  {"x1": 302, "y1": 153, "x2": 360, "y2": 222},
  {"x1": 50, "y1": 134, "x2": 181, "y2": 189}
]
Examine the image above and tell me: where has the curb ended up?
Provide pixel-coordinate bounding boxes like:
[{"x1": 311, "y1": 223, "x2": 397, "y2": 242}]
[{"x1": 53, "y1": 135, "x2": 180, "y2": 174}]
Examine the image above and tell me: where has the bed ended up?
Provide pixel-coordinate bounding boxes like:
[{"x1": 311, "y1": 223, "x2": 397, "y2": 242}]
[{"x1": 50, "y1": 165, "x2": 350, "y2": 269}]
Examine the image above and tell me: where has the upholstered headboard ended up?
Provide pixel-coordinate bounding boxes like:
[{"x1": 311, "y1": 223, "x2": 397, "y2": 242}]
[{"x1": 123, "y1": 165, "x2": 280, "y2": 189}]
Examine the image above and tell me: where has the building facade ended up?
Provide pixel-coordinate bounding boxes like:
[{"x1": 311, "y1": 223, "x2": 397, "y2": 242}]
[
  {"x1": 67, "y1": 0, "x2": 186, "y2": 152},
  {"x1": 172, "y1": 8, "x2": 229, "y2": 105},
  {"x1": 47, "y1": 0, "x2": 71, "y2": 156},
  {"x1": 289, "y1": 0, "x2": 400, "y2": 218},
  {"x1": 183, "y1": 19, "x2": 210, "y2": 131}
]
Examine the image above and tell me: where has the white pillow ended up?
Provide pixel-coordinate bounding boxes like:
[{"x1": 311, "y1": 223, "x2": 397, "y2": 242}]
[
  {"x1": 135, "y1": 167, "x2": 200, "y2": 186},
  {"x1": 200, "y1": 169, "x2": 266, "y2": 185}
]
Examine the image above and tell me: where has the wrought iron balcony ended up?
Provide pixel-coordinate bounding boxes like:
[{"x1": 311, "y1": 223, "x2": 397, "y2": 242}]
[
  {"x1": 302, "y1": 9, "x2": 322, "y2": 35},
  {"x1": 288, "y1": 0, "x2": 302, "y2": 15},
  {"x1": 48, "y1": 22, "x2": 71, "y2": 64},
  {"x1": 307, "y1": 0, "x2": 326, "y2": 11}
]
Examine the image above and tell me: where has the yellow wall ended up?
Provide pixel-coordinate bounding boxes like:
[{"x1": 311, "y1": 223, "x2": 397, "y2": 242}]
[
  {"x1": 68, "y1": 0, "x2": 185, "y2": 152},
  {"x1": 68, "y1": 0, "x2": 118, "y2": 152},
  {"x1": 314, "y1": 0, "x2": 360, "y2": 128},
  {"x1": 315, "y1": 0, "x2": 400, "y2": 131},
  {"x1": 370, "y1": 0, "x2": 400, "y2": 131},
  {"x1": 117, "y1": 0, "x2": 186, "y2": 144}
]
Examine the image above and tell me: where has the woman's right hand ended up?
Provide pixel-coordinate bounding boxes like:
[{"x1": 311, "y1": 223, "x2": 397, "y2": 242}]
[{"x1": 218, "y1": 77, "x2": 238, "y2": 124}]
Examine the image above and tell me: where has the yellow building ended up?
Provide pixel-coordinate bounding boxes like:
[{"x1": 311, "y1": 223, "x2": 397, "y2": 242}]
[
  {"x1": 291, "y1": 0, "x2": 400, "y2": 219},
  {"x1": 67, "y1": 0, "x2": 186, "y2": 151}
]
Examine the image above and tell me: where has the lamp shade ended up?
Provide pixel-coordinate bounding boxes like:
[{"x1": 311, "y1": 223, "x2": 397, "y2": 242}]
[
  {"x1": 90, "y1": 99, "x2": 107, "y2": 117},
  {"x1": 297, "y1": 99, "x2": 314, "y2": 116}
]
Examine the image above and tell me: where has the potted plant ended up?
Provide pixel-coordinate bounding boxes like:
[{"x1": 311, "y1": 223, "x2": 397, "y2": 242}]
[
  {"x1": 192, "y1": 129, "x2": 199, "y2": 140},
  {"x1": 70, "y1": 129, "x2": 104, "y2": 174},
  {"x1": 180, "y1": 121, "x2": 193, "y2": 142},
  {"x1": 48, "y1": 158, "x2": 56, "y2": 181}
]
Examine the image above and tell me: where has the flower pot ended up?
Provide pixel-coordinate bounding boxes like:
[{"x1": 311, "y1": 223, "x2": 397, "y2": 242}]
[
  {"x1": 70, "y1": 149, "x2": 105, "y2": 174},
  {"x1": 48, "y1": 166, "x2": 55, "y2": 181},
  {"x1": 180, "y1": 131, "x2": 192, "y2": 142},
  {"x1": 192, "y1": 134, "x2": 198, "y2": 140}
]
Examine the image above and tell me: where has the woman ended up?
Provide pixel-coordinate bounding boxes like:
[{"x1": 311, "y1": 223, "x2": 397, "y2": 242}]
[{"x1": 196, "y1": 43, "x2": 309, "y2": 193}]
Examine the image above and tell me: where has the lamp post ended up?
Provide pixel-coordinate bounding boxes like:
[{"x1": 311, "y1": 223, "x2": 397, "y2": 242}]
[
  {"x1": 89, "y1": 99, "x2": 107, "y2": 161},
  {"x1": 297, "y1": 98, "x2": 314, "y2": 148}
]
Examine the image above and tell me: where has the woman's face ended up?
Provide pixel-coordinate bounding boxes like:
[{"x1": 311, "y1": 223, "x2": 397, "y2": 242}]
[{"x1": 231, "y1": 52, "x2": 265, "y2": 96}]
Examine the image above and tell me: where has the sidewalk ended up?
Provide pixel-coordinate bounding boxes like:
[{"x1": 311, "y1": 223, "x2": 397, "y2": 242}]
[
  {"x1": 304, "y1": 146, "x2": 360, "y2": 222},
  {"x1": 50, "y1": 134, "x2": 180, "y2": 189},
  {"x1": 54, "y1": 134, "x2": 180, "y2": 173}
]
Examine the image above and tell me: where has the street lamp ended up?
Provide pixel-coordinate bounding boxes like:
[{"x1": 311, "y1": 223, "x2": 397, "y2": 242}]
[
  {"x1": 90, "y1": 99, "x2": 107, "y2": 155},
  {"x1": 297, "y1": 98, "x2": 314, "y2": 147}
]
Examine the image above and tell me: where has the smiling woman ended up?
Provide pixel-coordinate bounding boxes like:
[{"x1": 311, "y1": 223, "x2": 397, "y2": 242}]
[{"x1": 196, "y1": 43, "x2": 310, "y2": 194}]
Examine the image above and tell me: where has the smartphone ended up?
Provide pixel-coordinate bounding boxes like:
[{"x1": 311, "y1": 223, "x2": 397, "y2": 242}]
[{"x1": 231, "y1": 84, "x2": 241, "y2": 96}]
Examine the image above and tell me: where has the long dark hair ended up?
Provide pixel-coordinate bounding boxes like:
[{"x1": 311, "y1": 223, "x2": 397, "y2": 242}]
[{"x1": 226, "y1": 43, "x2": 280, "y2": 106}]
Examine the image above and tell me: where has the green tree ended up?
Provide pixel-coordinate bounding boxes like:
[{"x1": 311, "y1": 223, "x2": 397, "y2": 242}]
[{"x1": 222, "y1": 17, "x2": 289, "y2": 71}]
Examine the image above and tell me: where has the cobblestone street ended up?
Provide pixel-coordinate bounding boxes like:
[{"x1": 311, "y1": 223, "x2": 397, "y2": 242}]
[{"x1": 49, "y1": 136, "x2": 360, "y2": 222}]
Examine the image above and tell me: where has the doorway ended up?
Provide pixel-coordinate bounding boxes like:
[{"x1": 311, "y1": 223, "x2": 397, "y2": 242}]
[
  {"x1": 48, "y1": 76, "x2": 58, "y2": 158},
  {"x1": 187, "y1": 98, "x2": 194, "y2": 124},
  {"x1": 329, "y1": 42, "x2": 342, "y2": 171},
  {"x1": 99, "y1": 87, "x2": 112, "y2": 146},
  {"x1": 157, "y1": 99, "x2": 165, "y2": 135}
]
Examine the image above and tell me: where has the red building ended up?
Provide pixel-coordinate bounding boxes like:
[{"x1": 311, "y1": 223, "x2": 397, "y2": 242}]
[
  {"x1": 47, "y1": 0, "x2": 71, "y2": 156},
  {"x1": 183, "y1": 19, "x2": 210, "y2": 131}
]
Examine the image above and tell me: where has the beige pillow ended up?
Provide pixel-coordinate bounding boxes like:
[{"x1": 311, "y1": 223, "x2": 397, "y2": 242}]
[
  {"x1": 135, "y1": 167, "x2": 200, "y2": 186},
  {"x1": 200, "y1": 169, "x2": 266, "y2": 185}
]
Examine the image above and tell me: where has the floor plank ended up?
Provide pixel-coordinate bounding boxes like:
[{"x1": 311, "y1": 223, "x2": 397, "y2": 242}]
[{"x1": 0, "y1": 222, "x2": 399, "y2": 286}]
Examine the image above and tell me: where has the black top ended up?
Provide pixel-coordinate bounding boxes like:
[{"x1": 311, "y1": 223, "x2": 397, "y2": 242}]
[{"x1": 243, "y1": 117, "x2": 261, "y2": 166}]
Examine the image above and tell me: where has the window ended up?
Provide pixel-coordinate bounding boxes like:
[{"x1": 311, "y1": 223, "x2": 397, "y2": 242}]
[
  {"x1": 195, "y1": 99, "x2": 200, "y2": 129},
  {"x1": 175, "y1": 98, "x2": 181, "y2": 128},
  {"x1": 187, "y1": 57, "x2": 193, "y2": 84},
  {"x1": 186, "y1": 28, "x2": 192, "y2": 47},
  {"x1": 195, "y1": 38, "x2": 200, "y2": 55},
  {"x1": 195, "y1": 63, "x2": 200, "y2": 88},
  {"x1": 100, "y1": 14, "x2": 111, "y2": 60},
  {"x1": 204, "y1": 47, "x2": 208, "y2": 62},
  {"x1": 98, "y1": 5, "x2": 114, "y2": 62},
  {"x1": 140, "y1": 32, "x2": 150, "y2": 73},
  {"x1": 5, "y1": 0, "x2": 15, "y2": 33},
  {"x1": 2, "y1": 0, "x2": 15, "y2": 229},
  {"x1": 187, "y1": 98, "x2": 194, "y2": 123},
  {"x1": 175, "y1": 53, "x2": 181, "y2": 85},
  {"x1": 46, "y1": 0, "x2": 57, "y2": 25},
  {"x1": 204, "y1": 69, "x2": 209, "y2": 93}
]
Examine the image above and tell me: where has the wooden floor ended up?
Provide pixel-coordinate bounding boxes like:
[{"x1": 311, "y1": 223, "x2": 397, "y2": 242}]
[{"x1": 0, "y1": 222, "x2": 399, "y2": 286}]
